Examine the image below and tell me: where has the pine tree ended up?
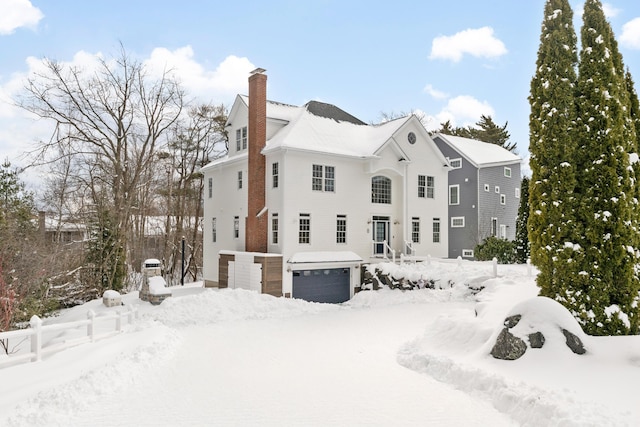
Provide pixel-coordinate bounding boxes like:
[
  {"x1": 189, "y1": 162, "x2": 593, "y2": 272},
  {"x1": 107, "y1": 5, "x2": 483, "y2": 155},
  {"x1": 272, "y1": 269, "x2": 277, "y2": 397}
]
[
  {"x1": 528, "y1": 0, "x2": 580, "y2": 302},
  {"x1": 573, "y1": 0, "x2": 639, "y2": 335},
  {"x1": 467, "y1": 115, "x2": 517, "y2": 152},
  {"x1": 515, "y1": 177, "x2": 530, "y2": 263}
]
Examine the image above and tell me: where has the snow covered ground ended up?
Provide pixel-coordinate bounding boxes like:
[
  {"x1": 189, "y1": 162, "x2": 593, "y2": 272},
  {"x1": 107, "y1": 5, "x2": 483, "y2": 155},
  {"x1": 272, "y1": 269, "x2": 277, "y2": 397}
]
[{"x1": 1, "y1": 259, "x2": 639, "y2": 426}]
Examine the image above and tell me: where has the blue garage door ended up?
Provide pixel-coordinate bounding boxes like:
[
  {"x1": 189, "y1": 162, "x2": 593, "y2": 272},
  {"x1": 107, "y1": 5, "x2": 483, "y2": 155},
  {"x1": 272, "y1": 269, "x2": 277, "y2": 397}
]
[{"x1": 292, "y1": 268, "x2": 351, "y2": 303}]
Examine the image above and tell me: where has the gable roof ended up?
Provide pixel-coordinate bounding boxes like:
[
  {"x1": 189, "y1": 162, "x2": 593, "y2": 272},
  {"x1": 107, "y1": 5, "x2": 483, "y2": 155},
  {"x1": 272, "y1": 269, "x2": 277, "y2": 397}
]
[
  {"x1": 434, "y1": 133, "x2": 521, "y2": 168},
  {"x1": 262, "y1": 107, "x2": 408, "y2": 158}
]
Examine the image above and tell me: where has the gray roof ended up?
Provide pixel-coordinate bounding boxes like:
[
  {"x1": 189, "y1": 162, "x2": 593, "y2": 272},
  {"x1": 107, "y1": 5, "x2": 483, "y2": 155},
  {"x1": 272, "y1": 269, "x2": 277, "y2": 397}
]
[{"x1": 304, "y1": 100, "x2": 366, "y2": 125}]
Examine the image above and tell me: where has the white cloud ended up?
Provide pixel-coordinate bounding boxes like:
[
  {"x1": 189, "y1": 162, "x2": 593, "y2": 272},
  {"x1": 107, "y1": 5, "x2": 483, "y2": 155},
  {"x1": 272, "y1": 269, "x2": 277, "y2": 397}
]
[
  {"x1": 0, "y1": 0, "x2": 43, "y2": 35},
  {"x1": 620, "y1": 17, "x2": 640, "y2": 49},
  {"x1": 432, "y1": 95, "x2": 495, "y2": 130},
  {"x1": 429, "y1": 27, "x2": 507, "y2": 63},
  {"x1": 423, "y1": 84, "x2": 449, "y2": 100},
  {"x1": 144, "y1": 46, "x2": 255, "y2": 101},
  {"x1": 602, "y1": 3, "x2": 621, "y2": 18}
]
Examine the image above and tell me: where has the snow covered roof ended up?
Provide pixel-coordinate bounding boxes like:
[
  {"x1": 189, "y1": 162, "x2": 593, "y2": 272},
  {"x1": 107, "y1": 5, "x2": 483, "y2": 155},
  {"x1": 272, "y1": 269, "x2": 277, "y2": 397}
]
[
  {"x1": 263, "y1": 106, "x2": 409, "y2": 158},
  {"x1": 435, "y1": 133, "x2": 521, "y2": 168},
  {"x1": 288, "y1": 251, "x2": 364, "y2": 264}
]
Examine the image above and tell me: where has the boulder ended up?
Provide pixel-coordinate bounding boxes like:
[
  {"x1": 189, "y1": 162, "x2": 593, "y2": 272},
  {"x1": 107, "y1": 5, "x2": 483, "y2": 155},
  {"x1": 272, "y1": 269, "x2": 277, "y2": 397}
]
[{"x1": 489, "y1": 296, "x2": 588, "y2": 360}]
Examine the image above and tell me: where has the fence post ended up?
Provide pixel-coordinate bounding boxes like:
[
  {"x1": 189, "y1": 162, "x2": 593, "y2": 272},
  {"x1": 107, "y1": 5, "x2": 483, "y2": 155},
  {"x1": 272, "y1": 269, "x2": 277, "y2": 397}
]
[
  {"x1": 30, "y1": 315, "x2": 42, "y2": 362},
  {"x1": 87, "y1": 310, "x2": 95, "y2": 342},
  {"x1": 116, "y1": 310, "x2": 122, "y2": 332},
  {"x1": 527, "y1": 258, "x2": 532, "y2": 277},
  {"x1": 427, "y1": 254, "x2": 431, "y2": 265},
  {"x1": 457, "y1": 256, "x2": 462, "y2": 267},
  {"x1": 128, "y1": 305, "x2": 134, "y2": 324},
  {"x1": 493, "y1": 257, "x2": 498, "y2": 277}
]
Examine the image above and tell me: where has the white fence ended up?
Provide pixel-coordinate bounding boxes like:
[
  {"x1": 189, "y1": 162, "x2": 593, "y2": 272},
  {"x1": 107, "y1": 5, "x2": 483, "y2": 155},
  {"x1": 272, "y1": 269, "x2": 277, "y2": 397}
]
[{"x1": 0, "y1": 305, "x2": 139, "y2": 369}]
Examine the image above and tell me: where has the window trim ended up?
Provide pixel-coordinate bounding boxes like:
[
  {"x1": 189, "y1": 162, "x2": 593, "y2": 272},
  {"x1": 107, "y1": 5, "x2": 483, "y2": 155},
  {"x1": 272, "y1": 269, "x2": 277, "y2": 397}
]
[
  {"x1": 208, "y1": 177, "x2": 213, "y2": 199},
  {"x1": 449, "y1": 158, "x2": 462, "y2": 169},
  {"x1": 504, "y1": 167, "x2": 512, "y2": 178},
  {"x1": 418, "y1": 174, "x2": 426, "y2": 198},
  {"x1": 271, "y1": 213, "x2": 278, "y2": 245},
  {"x1": 411, "y1": 217, "x2": 420, "y2": 244},
  {"x1": 515, "y1": 187, "x2": 521, "y2": 198},
  {"x1": 494, "y1": 186, "x2": 500, "y2": 194},
  {"x1": 484, "y1": 184, "x2": 490, "y2": 192},
  {"x1": 233, "y1": 216, "x2": 239, "y2": 239},
  {"x1": 372, "y1": 175, "x2": 392, "y2": 204},
  {"x1": 451, "y1": 216, "x2": 465, "y2": 228},
  {"x1": 462, "y1": 249, "x2": 474, "y2": 257},
  {"x1": 426, "y1": 176, "x2": 434, "y2": 199},
  {"x1": 500, "y1": 194, "x2": 506, "y2": 205},
  {"x1": 299, "y1": 213, "x2": 311, "y2": 244},
  {"x1": 432, "y1": 218, "x2": 441, "y2": 243},
  {"x1": 336, "y1": 214, "x2": 347, "y2": 244},
  {"x1": 449, "y1": 184, "x2": 460, "y2": 205},
  {"x1": 312, "y1": 164, "x2": 335, "y2": 192},
  {"x1": 272, "y1": 162, "x2": 279, "y2": 189},
  {"x1": 212, "y1": 217, "x2": 217, "y2": 243},
  {"x1": 237, "y1": 171, "x2": 243, "y2": 189}
]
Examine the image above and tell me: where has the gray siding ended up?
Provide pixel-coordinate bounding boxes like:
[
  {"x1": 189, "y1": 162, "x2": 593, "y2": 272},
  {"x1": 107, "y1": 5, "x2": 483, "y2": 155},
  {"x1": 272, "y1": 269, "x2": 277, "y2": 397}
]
[
  {"x1": 434, "y1": 136, "x2": 522, "y2": 259},
  {"x1": 434, "y1": 137, "x2": 479, "y2": 259},
  {"x1": 478, "y1": 163, "x2": 521, "y2": 242}
]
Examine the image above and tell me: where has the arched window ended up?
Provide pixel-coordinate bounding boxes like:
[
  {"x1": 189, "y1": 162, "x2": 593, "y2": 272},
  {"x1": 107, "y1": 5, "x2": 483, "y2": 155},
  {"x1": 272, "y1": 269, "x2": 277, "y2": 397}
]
[{"x1": 371, "y1": 176, "x2": 391, "y2": 204}]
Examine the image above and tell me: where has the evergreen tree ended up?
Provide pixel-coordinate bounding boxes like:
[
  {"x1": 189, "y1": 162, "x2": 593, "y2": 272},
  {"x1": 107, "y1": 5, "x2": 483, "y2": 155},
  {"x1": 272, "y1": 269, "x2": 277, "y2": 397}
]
[
  {"x1": 515, "y1": 177, "x2": 530, "y2": 263},
  {"x1": 528, "y1": 0, "x2": 580, "y2": 303},
  {"x1": 573, "y1": 0, "x2": 639, "y2": 335},
  {"x1": 467, "y1": 115, "x2": 517, "y2": 152}
]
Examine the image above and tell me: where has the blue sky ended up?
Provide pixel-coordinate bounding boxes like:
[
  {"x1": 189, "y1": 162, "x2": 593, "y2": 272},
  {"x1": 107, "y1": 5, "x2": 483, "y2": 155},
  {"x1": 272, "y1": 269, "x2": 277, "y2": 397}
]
[{"x1": 2, "y1": 0, "x2": 640, "y2": 177}]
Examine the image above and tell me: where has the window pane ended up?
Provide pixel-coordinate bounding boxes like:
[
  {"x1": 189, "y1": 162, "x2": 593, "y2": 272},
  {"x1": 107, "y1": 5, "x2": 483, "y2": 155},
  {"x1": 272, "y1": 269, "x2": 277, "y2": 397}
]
[
  {"x1": 372, "y1": 176, "x2": 391, "y2": 204},
  {"x1": 325, "y1": 166, "x2": 335, "y2": 192},
  {"x1": 312, "y1": 164, "x2": 323, "y2": 191},
  {"x1": 426, "y1": 176, "x2": 434, "y2": 198}
]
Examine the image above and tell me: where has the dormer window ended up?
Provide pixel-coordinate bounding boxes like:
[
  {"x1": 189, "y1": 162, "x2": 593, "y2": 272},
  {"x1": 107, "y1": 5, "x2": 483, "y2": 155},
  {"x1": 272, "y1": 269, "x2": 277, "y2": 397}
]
[{"x1": 236, "y1": 126, "x2": 248, "y2": 152}]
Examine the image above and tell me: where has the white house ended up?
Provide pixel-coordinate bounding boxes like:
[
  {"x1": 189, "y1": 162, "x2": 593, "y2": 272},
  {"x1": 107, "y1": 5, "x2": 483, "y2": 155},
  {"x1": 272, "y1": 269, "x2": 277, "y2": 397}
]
[{"x1": 202, "y1": 69, "x2": 450, "y2": 303}]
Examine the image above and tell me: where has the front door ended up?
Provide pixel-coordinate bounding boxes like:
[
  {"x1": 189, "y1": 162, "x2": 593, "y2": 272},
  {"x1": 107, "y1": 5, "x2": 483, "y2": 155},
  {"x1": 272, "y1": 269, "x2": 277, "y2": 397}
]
[{"x1": 372, "y1": 216, "x2": 390, "y2": 255}]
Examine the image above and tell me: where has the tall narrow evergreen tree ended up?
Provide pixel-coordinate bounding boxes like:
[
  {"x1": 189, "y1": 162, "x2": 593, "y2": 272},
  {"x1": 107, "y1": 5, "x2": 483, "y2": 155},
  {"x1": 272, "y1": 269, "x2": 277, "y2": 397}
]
[
  {"x1": 528, "y1": 0, "x2": 580, "y2": 301},
  {"x1": 515, "y1": 177, "x2": 530, "y2": 264},
  {"x1": 573, "y1": 0, "x2": 639, "y2": 335}
]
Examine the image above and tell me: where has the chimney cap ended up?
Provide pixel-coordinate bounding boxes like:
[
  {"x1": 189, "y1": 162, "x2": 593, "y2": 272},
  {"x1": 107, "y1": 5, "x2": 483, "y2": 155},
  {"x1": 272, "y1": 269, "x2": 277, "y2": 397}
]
[{"x1": 250, "y1": 67, "x2": 267, "y2": 75}]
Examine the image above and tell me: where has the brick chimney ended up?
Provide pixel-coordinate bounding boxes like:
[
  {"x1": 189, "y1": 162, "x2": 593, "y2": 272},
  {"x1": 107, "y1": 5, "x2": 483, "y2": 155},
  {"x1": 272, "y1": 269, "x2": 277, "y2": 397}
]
[{"x1": 246, "y1": 68, "x2": 268, "y2": 253}]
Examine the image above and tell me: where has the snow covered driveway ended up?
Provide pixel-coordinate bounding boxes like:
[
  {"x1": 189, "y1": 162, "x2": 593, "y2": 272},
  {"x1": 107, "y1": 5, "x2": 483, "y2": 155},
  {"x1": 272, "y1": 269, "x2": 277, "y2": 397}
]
[{"x1": 3, "y1": 289, "x2": 514, "y2": 426}]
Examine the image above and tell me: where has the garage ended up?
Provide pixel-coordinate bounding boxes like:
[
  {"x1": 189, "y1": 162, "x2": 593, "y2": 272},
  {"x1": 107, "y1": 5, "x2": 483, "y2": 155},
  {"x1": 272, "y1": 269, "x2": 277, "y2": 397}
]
[{"x1": 292, "y1": 268, "x2": 351, "y2": 303}]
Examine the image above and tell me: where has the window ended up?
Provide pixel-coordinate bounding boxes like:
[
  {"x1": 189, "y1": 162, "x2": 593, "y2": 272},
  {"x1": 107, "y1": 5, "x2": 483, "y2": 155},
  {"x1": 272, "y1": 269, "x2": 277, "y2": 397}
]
[
  {"x1": 336, "y1": 215, "x2": 347, "y2": 244},
  {"x1": 484, "y1": 184, "x2": 490, "y2": 192},
  {"x1": 412, "y1": 217, "x2": 420, "y2": 243},
  {"x1": 500, "y1": 224, "x2": 507, "y2": 239},
  {"x1": 495, "y1": 186, "x2": 500, "y2": 194},
  {"x1": 299, "y1": 213, "x2": 310, "y2": 244},
  {"x1": 449, "y1": 158, "x2": 462, "y2": 169},
  {"x1": 312, "y1": 165, "x2": 335, "y2": 192},
  {"x1": 504, "y1": 167, "x2": 512, "y2": 178},
  {"x1": 272, "y1": 162, "x2": 279, "y2": 188},
  {"x1": 515, "y1": 187, "x2": 521, "y2": 198},
  {"x1": 212, "y1": 217, "x2": 217, "y2": 243},
  {"x1": 235, "y1": 127, "x2": 248, "y2": 151},
  {"x1": 426, "y1": 176, "x2": 434, "y2": 198},
  {"x1": 462, "y1": 249, "x2": 474, "y2": 257},
  {"x1": 238, "y1": 171, "x2": 243, "y2": 189},
  {"x1": 433, "y1": 218, "x2": 440, "y2": 243},
  {"x1": 242, "y1": 126, "x2": 247, "y2": 150},
  {"x1": 372, "y1": 176, "x2": 391, "y2": 204},
  {"x1": 234, "y1": 216, "x2": 239, "y2": 239},
  {"x1": 272, "y1": 213, "x2": 278, "y2": 244},
  {"x1": 418, "y1": 175, "x2": 434, "y2": 199},
  {"x1": 418, "y1": 175, "x2": 425, "y2": 198},
  {"x1": 208, "y1": 177, "x2": 213, "y2": 198},
  {"x1": 500, "y1": 194, "x2": 506, "y2": 205},
  {"x1": 451, "y1": 217, "x2": 465, "y2": 228},
  {"x1": 491, "y1": 217, "x2": 498, "y2": 236},
  {"x1": 325, "y1": 166, "x2": 335, "y2": 192},
  {"x1": 449, "y1": 185, "x2": 460, "y2": 205}
]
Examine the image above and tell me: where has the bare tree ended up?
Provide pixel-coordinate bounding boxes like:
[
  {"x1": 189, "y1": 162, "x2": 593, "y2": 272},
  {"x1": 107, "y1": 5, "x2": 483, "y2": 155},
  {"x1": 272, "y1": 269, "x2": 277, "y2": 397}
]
[
  {"x1": 159, "y1": 103, "x2": 228, "y2": 284},
  {"x1": 17, "y1": 46, "x2": 184, "y2": 292}
]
